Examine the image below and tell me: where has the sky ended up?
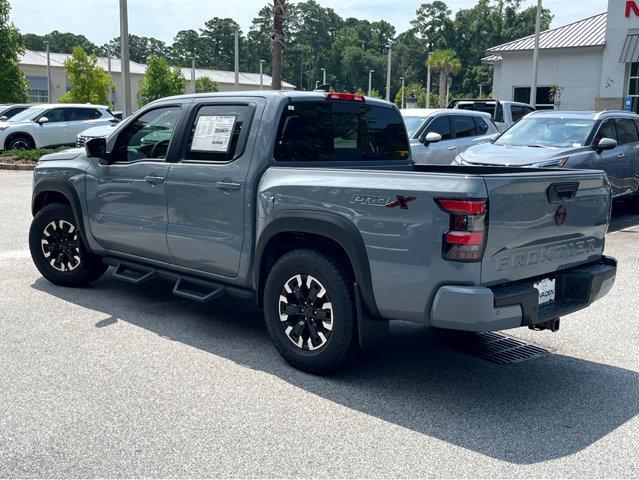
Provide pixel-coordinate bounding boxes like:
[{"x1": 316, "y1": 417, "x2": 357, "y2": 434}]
[{"x1": 9, "y1": 0, "x2": 606, "y2": 47}]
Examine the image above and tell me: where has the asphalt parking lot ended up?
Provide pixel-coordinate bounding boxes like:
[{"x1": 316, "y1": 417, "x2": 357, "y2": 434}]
[{"x1": 0, "y1": 169, "x2": 638, "y2": 478}]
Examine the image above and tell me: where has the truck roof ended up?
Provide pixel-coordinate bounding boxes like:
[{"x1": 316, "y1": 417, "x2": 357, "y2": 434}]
[
  {"x1": 528, "y1": 110, "x2": 639, "y2": 120},
  {"x1": 159, "y1": 90, "x2": 395, "y2": 108}
]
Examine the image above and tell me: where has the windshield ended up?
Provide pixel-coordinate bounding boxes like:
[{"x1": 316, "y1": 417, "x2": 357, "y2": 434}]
[
  {"x1": 8, "y1": 107, "x2": 47, "y2": 123},
  {"x1": 495, "y1": 117, "x2": 595, "y2": 147},
  {"x1": 402, "y1": 116, "x2": 428, "y2": 137}
]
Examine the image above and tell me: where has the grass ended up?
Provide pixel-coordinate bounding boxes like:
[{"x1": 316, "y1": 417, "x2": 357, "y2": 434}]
[{"x1": 0, "y1": 146, "x2": 69, "y2": 163}]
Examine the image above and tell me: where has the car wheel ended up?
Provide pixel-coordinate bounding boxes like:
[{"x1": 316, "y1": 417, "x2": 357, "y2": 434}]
[
  {"x1": 6, "y1": 135, "x2": 34, "y2": 150},
  {"x1": 29, "y1": 203, "x2": 107, "y2": 287},
  {"x1": 263, "y1": 249, "x2": 357, "y2": 374}
]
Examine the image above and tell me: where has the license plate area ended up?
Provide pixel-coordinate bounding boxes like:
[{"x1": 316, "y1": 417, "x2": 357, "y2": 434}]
[{"x1": 533, "y1": 277, "x2": 556, "y2": 305}]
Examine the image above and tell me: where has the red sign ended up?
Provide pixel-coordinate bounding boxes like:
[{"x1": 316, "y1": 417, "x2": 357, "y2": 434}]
[{"x1": 626, "y1": 0, "x2": 639, "y2": 17}]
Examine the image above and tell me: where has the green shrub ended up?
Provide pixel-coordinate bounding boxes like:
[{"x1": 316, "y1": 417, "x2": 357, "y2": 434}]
[{"x1": 0, "y1": 147, "x2": 68, "y2": 161}]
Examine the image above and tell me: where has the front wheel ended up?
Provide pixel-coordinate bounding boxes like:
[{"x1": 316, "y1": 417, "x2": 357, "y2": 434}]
[
  {"x1": 263, "y1": 249, "x2": 357, "y2": 374},
  {"x1": 29, "y1": 203, "x2": 107, "y2": 287}
]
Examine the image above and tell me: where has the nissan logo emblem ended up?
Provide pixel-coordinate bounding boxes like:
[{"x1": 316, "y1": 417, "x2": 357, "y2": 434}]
[{"x1": 555, "y1": 206, "x2": 567, "y2": 226}]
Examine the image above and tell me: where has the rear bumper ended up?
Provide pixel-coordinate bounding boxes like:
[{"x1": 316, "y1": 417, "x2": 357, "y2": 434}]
[{"x1": 429, "y1": 256, "x2": 617, "y2": 332}]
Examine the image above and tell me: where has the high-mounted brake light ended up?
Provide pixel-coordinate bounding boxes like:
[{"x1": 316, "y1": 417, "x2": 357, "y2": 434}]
[
  {"x1": 326, "y1": 92, "x2": 366, "y2": 103},
  {"x1": 435, "y1": 198, "x2": 488, "y2": 262}
]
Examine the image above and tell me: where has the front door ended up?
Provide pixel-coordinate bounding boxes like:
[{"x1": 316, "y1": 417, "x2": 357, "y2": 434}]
[
  {"x1": 590, "y1": 118, "x2": 629, "y2": 197},
  {"x1": 416, "y1": 115, "x2": 455, "y2": 164},
  {"x1": 165, "y1": 100, "x2": 262, "y2": 277},
  {"x1": 85, "y1": 104, "x2": 184, "y2": 262},
  {"x1": 37, "y1": 108, "x2": 69, "y2": 147}
]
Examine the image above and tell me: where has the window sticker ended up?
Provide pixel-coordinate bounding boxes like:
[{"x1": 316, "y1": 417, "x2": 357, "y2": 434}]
[{"x1": 191, "y1": 115, "x2": 236, "y2": 152}]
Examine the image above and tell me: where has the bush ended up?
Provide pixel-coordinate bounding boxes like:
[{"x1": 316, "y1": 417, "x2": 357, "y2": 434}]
[{"x1": 0, "y1": 147, "x2": 68, "y2": 162}]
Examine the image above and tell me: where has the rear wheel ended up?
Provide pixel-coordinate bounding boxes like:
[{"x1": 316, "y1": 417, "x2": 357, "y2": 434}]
[
  {"x1": 263, "y1": 249, "x2": 357, "y2": 374},
  {"x1": 29, "y1": 203, "x2": 107, "y2": 287}
]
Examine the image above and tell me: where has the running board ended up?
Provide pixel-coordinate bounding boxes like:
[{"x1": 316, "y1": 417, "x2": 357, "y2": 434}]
[
  {"x1": 172, "y1": 277, "x2": 225, "y2": 303},
  {"x1": 112, "y1": 263, "x2": 157, "y2": 285}
]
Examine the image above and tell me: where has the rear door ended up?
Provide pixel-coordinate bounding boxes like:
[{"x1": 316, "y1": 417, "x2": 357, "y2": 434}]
[
  {"x1": 67, "y1": 107, "x2": 104, "y2": 139},
  {"x1": 165, "y1": 99, "x2": 263, "y2": 277},
  {"x1": 480, "y1": 170, "x2": 611, "y2": 284},
  {"x1": 450, "y1": 115, "x2": 479, "y2": 156},
  {"x1": 613, "y1": 117, "x2": 639, "y2": 196}
]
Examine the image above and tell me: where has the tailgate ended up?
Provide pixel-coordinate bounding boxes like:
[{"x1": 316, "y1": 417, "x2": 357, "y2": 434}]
[{"x1": 481, "y1": 170, "x2": 611, "y2": 284}]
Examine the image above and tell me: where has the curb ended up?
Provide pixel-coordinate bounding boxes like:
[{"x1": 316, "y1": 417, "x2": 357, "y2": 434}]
[{"x1": 0, "y1": 163, "x2": 36, "y2": 171}]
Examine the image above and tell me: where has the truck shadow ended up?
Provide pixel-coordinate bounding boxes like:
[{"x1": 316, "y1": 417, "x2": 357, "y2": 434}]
[
  {"x1": 32, "y1": 275, "x2": 639, "y2": 465},
  {"x1": 609, "y1": 199, "x2": 639, "y2": 232}
]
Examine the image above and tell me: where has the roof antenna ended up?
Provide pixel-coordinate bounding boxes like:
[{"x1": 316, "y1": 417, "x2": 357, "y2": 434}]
[{"x1": 314, "y1": 83, "x2": 330, "y2": 92}]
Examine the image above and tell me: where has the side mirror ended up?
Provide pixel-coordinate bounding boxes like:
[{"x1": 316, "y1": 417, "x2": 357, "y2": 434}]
[
  {"x1": 423, "y1": 132, "x2": 442, "y2": 145},
  {"x1": 0, "y1": 116, "x2": 8, "y2": 121},
  {"x1": 37, "y1": 116, "x2": 49, "y2": 125},
  {"x1": 85, "y1": 137, "x2": 107, "y2": 160},
  {"x1": 595, "y1": 137, "x2": 617, "y2": 152}
]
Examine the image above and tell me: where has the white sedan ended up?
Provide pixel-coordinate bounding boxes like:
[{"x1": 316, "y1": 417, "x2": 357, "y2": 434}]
[{"x1": 0, "y1": 104, "x2": 117, "y2": 150}]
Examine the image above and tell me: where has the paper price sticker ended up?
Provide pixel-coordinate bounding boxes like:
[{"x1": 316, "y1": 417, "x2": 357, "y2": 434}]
[{"x1": 191, "y1": 115, "x2": 236, "y2": 152}]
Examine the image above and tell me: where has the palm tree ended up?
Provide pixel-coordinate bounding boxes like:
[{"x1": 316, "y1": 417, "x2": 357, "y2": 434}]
[
  {"x1": 271, "y1": 0, "x2": 286, "y2": 90},
  {"x1": 427, "y1": 49, "x2": 461, "y2": 108}
]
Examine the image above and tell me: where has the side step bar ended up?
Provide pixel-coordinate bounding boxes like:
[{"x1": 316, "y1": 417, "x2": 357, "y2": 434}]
[{"x1": 103, "y1": 257, "x2": 253, "y2": 303}]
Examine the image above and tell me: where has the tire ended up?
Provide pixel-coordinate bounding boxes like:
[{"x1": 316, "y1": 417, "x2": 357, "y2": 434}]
[
  {"x1": 6, "y1": 135, "x2": 34, "y2": 150},
  {"x1": 29, "y1": 203, "x2": 107, "y2": 287},
  {"x1": 263, "y1": 249, "x2": 357, "y2": 374}
]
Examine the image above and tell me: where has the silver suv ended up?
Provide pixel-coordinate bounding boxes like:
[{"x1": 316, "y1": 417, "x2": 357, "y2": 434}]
[
  {"x1": 402, "y1": 109, "x2": 499, "y2": 165},
  {"x1": 455, "y1": 110, "x2": 639, "y2": 198}
]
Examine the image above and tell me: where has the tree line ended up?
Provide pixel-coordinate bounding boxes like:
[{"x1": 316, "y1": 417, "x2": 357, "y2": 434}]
[{"x1": 3, "y1": 0, "x2": 552, "y2": 105}]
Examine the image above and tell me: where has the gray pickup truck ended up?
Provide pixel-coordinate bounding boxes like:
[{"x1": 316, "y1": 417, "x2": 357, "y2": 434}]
[{"x1": 29, "y1": 90, "x2": 617, "y2": 373}]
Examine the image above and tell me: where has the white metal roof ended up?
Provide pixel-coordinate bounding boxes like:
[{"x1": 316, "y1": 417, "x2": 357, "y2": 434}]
[
  {"x1": 19, "y1": 49, "x2": 295, "y2": 88},
  {"x1": 487, "y1": 12, "x2": 607, "y2": 53}
]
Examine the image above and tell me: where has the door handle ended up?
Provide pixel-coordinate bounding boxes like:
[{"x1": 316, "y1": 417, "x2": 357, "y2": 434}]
[
  {"x1": 145, "y1": 175, "x2": 165, "y2": 185},
  {"x1": 618, "y1": 153, "x2": 626, "y2": 158},
  {"x1": 216, "y1": 181, "x2": 241, "y2": 191},
  {"x1": 447, "y1": 146, "x2": 456, "y2": 151}
]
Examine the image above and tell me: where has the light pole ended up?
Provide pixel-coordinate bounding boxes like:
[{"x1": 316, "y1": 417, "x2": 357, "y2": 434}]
[
  {"x1": 259, "y1": 59, "x2": 265, "y2": 90},
  {"x1": 234, "y1": 28, "x2": 239, "y2": 91},
  {"x1": 400, "y1": 76, "x2": 405, "y2": 109},
  {"x1": 531, "y1": 0, "x2": 542, "y2": 107},
  {"x1": 191, "y1": 58, "x2": 196, "y2": 94},
  {"x1": 321, "y1": 68, "x2": 326, "y2": 85},
  {"x1": 107, "y1": 54, "x2": 112, "y2": 105},
  {"x1": 315, "y1": 80, "x2": 319, "y2": 89},
  {"x1": 119, "y1": 0, "x2": 132, "y2": 117},
  {"x1": 368, "y1": 69, "x2": 374, "y2": 96},
  {"x1": 385, "y1": 44, "x2": 392, "y2": 102},
  {"x1": 426, "y1": 52, "x2": 431, "y2": 108},
  {"x1": 44, "y1": 41, "x2": 51, "y2": 102}
]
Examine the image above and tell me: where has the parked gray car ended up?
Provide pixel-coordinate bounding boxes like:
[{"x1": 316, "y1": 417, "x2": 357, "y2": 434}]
[
  {"x1": 454, "y1": 110, "x2": 639, "y2": 198},
  {"x1": 402, "y1": 109, "x2": 499, "y2": 164},
  {"x1": 29, "y1": 91, "x2": 616, "y2": 373}
]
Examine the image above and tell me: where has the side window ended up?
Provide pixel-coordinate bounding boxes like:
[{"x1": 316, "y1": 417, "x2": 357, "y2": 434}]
[
  {"x1": 615, "y1": 118, "x2": 639, "y2": 144},
  {"x1": 473, "y1": 116, "x2": 490, "y2": 135},
  {"x1": 112, "y1": 106, "x2": 181, "y2": 163},
  {"x1": 69, "y1": 108, "x2": 101, "y2": 121},
  {"x1": 592, "y1": 119, "x2": 618, "y2": 146},
  {"x1": 44, "y1": 108, "x2": 66, "y2": 123},
  {"x1": 511, "y1": 105, "x2": 528, "y2": 123},
  {"x1": 451, "y1": 115, "x2": 477, "y2": 138},
  {"x1": 183, "y1": 104, "x2": 254, "y2": 162},
  {"x1": 423, "y1": 115, "x2": 451, "y2": 140}
]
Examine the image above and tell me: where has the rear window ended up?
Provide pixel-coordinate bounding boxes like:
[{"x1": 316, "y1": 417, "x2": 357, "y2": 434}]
[{"x1": 273, "y1": 101, "x2": 410, "y2": 162}]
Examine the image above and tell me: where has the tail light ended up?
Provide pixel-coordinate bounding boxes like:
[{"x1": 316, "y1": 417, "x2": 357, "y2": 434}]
[{"x1": 436, "y1": 198, "x2": 488, "y2": 262}]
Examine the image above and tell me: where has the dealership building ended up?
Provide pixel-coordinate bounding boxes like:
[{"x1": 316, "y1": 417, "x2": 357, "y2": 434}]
[
  {"x1": 19, "y1": 49, "x2": 295, "y2": 112},
  {"x1": 484, "y1": 0, "x2": 639, "y2": 112}
]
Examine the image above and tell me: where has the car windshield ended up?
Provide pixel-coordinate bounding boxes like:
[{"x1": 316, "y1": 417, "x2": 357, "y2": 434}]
[
  {"x1": 402, "y1": 116, "x2": 429, "y2": 137},
  {"x1": 495, "y1": 117, "x2": 595, "y2": 148},
  {"x1": 8, "y1": 107, "x2": 47, "y2": 123}
]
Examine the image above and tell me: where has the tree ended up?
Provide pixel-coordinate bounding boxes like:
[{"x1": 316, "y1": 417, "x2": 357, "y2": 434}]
[
  {"x1": 137, "y1": 55, "x2": 185, "y2": 106},
  {"x1": 100, "y1": 35, "x2": 169, "y2": 63},
  {"x1": 170, "y1": 30, "x2": 203, "y2": 67},
  {"x1": 411, "y1": 1, "x2": 454, "y2": 50},
  {"x1": 0, "y1": 0, "x2": 28, "y2": 102},
  {"x1": 195, "y1": 77, "x2": 219, "y2": 93},
  {"x1": 272, "y1": 0, "x2": 285, "y2": 90},
  {"x1": 22, "y1": 31, "x2": 98, "y2": 54},
  {"x1": 57, "y1": 47, "x2": 109, "y2": 104},
  {"x1": 200, "y1": 18, "x2": 242, "y2": 70},
  {"x1": 428, "y1": 49, "x2": 461, "y2": 107}
]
